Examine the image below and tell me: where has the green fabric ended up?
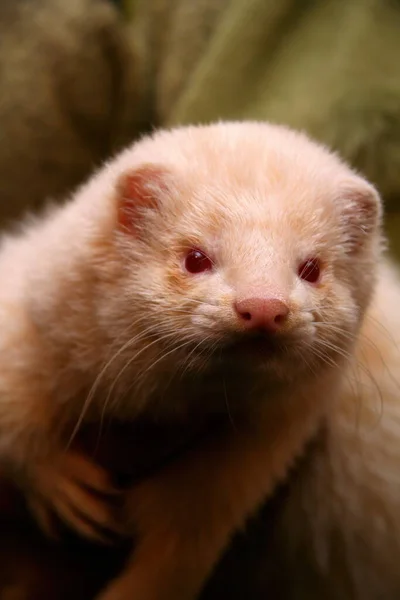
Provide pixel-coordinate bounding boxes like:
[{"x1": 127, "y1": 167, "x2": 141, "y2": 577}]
[
  {"x1": 129, "y1": 0, "x2": 400, "y2": 202},
  {"x1": 0, "y1": 0, "x2": 140, "y2": 225}
]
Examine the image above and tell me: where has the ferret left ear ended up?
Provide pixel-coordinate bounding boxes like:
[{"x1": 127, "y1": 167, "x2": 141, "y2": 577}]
[
  {"x1": 340, "y1": 177, "x2": 382, "y2": 253},
  {"x1": 116, "y1": 164, "x2": 172, "y2": 234}
]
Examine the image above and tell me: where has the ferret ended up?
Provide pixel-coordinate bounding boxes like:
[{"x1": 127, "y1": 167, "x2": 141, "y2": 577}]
[{"x1": 0, "y1": 121, "x2": 398, "y2": 600}]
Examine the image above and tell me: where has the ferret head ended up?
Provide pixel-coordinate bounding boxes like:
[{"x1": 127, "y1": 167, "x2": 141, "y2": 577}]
[{"x1": 93, "y1": 122, "x2": 383, "y2": 391}]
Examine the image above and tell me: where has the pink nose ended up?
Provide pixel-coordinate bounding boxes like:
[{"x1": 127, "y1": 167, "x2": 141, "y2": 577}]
[{"x1": 235, "y1": 297, "x2": 289, "y2": 333}]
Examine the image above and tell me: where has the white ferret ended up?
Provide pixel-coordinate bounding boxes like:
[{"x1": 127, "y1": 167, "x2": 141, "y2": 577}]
[{"x1": 0, "y1": 122, "x2": 399, "y2": 600}]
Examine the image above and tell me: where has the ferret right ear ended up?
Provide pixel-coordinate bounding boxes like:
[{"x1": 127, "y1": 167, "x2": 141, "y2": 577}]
[
  {"x1": 339, "y1": 177, "x2": 382, "y2": 253},
  {"x1": 116, "y1": 164, "x2": 171, "y2": 234}
]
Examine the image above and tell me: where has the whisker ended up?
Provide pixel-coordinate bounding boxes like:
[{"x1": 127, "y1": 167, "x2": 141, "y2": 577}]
[
  {"x1": 310, "y1": 337, "x2": 386, "y2": 428},
  {"x1": 67, "y1": 328, "x2": 180, "y2": 448},
  {"x1": 365, "y1": 314, "x2": 398, "y2": 348},
  {"x1": 101, "y1": 330, "x2": 184, "y2": 416},
  {"x1": 175, "y1": 339, "x2": 210, "y2": 381},
  {"x1": 136, "y1": 337, "x2": 201, "y2": 384},
  {"x1": 307, "y1": 345, "x2": 340, "y2": 370},
  {"x1": 223, "y1": 376, "x2": 236, "y2": 430},
  {"x1": 313, "y1": 339, "x2": 352, "y2": 362},
  {"x1": 134, "y1": 335, "x2": 204, "y2": 414}
]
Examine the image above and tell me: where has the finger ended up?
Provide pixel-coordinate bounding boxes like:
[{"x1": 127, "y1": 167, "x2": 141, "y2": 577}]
[
  {"x1": 56, "y1": 477, "x2": 124, "y2": 534},
  {"x1": 27, "y1": 496, "x2": 60, "y2": 540},
  {"x1": 62, "y1": 453, "x2": 119, "y2": 496},
  {"x1": 52, "y1": 497, "x2": 115, "y2": 544}
]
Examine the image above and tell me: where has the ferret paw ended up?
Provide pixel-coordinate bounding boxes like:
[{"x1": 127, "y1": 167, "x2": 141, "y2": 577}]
[{"x1": 27, "y1": 451, "x2": 124, "y2": 544}]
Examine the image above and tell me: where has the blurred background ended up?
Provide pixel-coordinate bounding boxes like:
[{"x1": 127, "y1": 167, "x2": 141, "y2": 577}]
[
  {"x1": 1, "y1": 0, "x2": 400, "y2": 253},
  {"x1": 0, "y1": 0, "x2": 399, "y2": 598}
]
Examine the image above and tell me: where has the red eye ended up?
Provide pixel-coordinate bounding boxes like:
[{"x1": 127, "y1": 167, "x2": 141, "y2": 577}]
[
  {"x1": 298, "y1": 258, "x2": 321, "y2": 283},
  {"x1": 184, "y1": 249, "x2": 213, "y2": 274}
]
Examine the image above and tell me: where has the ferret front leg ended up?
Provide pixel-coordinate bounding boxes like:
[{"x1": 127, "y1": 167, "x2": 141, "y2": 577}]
[
  {"x1": 0, "y1": 382, "x2": 122, "y2": 541},
  {"x1": 97, "y1": 410, "x2": 315, "y2": 600}
]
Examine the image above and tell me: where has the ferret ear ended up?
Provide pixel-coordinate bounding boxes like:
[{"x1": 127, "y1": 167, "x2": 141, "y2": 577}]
[
  {"x1": 116, "y1": 164, "x2": 171, "y2": 234},
  {"x1": 339, "y1": 177, "x2": 382, "y2": 253}
]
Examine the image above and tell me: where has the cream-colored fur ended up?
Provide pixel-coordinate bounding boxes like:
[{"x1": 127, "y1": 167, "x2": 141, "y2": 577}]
[{"x1": 0, "y1": 122, "x2": 394, "y2": 599}]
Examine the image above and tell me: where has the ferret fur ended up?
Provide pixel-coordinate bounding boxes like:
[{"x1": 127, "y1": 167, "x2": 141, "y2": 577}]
[{"x1": 0, "y1": 121, "x2": 398, "y2": 599}]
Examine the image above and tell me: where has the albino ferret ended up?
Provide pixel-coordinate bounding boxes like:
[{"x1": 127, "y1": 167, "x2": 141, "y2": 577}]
[{"x1": 0, "y1": 122, "x2": 399, "y2": 600}]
